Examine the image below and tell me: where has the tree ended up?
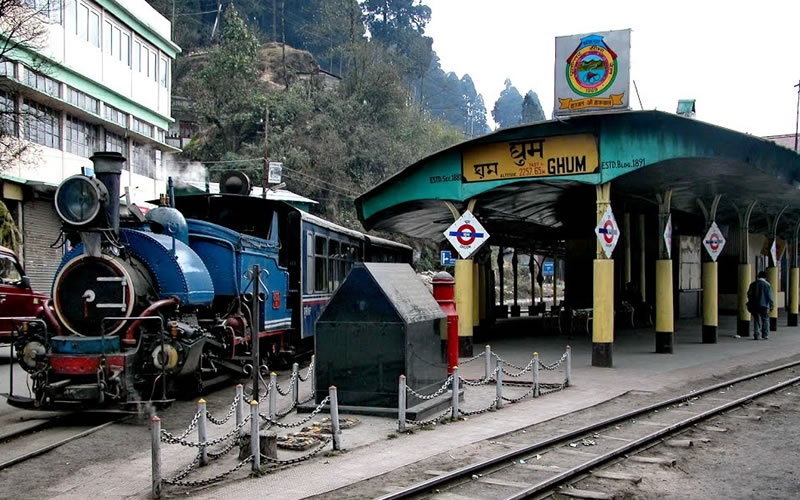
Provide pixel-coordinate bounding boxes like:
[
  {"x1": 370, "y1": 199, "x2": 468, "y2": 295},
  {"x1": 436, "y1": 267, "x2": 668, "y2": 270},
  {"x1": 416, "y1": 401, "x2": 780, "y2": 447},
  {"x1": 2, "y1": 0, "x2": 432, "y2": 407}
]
[
  {"x1": 362, "y1": 0, "x2": 433, "y2": 79},
  {"x1": 491, "y1": 78, "x2": 523, "y2": 129},
  {"x1": 184, "y1": 5, "x2": 266, "y2": 159},
  {"x1": 521, "y1": 90, "x2": 545, "y2": 124},
  {"x1": 0, "y1": 0, "x2": 49, "y2": 170}
]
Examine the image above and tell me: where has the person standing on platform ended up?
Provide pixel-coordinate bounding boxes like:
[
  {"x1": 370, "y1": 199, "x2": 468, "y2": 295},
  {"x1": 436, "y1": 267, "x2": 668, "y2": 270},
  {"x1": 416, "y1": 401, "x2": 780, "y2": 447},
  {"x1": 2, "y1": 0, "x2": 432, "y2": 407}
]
[{"x1": 747, "y1": 271, "x2": 774, "y2": 340}]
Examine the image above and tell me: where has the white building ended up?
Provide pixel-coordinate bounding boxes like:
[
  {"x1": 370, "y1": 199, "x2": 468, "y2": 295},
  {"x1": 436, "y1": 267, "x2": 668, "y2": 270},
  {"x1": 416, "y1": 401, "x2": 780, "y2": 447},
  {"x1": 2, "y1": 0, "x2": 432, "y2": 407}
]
[{"x1": 0, "y1": 0, "x2": 180, "y2": 291}]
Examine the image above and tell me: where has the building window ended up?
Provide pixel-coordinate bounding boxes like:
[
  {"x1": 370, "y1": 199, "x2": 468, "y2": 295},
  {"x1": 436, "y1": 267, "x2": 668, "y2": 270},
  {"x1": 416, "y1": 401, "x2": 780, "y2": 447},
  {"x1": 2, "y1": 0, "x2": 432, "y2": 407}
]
[
  {"x1": 22, "y1": 99, "x2": 60, "y2": 149},
  {"x1": 314, "y1": 235, "x2": 327, "y2": 292},
  {"x1": 103, "y1": 21, "x2": 112, "y2": 54},
  {"x1": 149, "y1": 51, "x2": 157, "y2": 81},
  {"x1": 121, "y1": 33, "x2": 130, "y2": 66},
  {"x1": 104, "y1": 130, "x2": 125, "y2": 155},
  {"x1": 65, "y1": 115, "x2": 97, "y2": 157},
  {"x1": 25, "y1": 67, "x2": 60, "y2": 98},
  {"x1": 23, "y1": 0, "x2": 62, "y2": 24},
  {"x1": 156, "y1": 127, "x2": 165, "y2": 143},
  {"x1": 131, "y1": 117, "x2": 153, "y2": 138},
  {"x1": 89, "y1": 10, "x2": 99, "y2": 47},
  {"x1": 65, "y1": 0, "x2": 76, "y2": 33},
  {"x1": 66, "y1": 86, "x2": 99, "y2": 115},
  {"x1": 104, "y1": 104, "x2": 127, "y2": 127},
  {"x1": 133, "y1": 42, "x2": 141, "y2": 72},
  {"x1": 77, "y1": 3, "x2": 88, "y2": 40},
  {"x1": 0, "y1": 59, "x2": 14, "y2": 78},
  {"x1": 0, "y1": 90, "x2": 17, "y2": 137},
  {"x1": 160, "y1": 57, "x2": 168, "y2": 88},
  {"x1": 132, "y1": 141, "x2": 154, "y2": 177}
]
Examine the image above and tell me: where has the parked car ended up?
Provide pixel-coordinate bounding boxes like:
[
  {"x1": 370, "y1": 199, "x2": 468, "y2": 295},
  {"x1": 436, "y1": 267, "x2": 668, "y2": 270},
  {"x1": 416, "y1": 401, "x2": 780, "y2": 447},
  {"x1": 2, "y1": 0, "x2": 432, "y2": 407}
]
[{"x1": 0, "y1": 246, "x2": 49, "y2": 343}]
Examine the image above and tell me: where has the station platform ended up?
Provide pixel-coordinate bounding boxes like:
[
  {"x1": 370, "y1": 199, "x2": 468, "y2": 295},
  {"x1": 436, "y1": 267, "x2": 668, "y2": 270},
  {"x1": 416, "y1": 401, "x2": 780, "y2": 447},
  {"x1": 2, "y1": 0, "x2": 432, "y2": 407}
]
[{"x1": 33, "y1": 313, "x2": 800, "y2": 499}]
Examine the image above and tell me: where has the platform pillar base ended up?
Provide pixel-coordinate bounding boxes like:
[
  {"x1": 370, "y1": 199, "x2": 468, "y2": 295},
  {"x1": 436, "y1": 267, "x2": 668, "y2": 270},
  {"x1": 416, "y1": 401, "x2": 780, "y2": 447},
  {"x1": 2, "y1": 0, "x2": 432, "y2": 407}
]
[
  {"x1": 655, "y1": 331, "x2": 674, "y2": 353},
  {"x1": 789, "y1": 313, "x2": 798, "y2": 327},
  {"x1": 458, "y1": 336, "x2": 473, "y2": 358},
  {"x1": 769, "y1": 317, "x2": 777, "y2": 332},
  {"x1": 702, "y1": 325, "x2": 717, "y2": 344},
  {"x1": 592, "y1": 342, "x2": 612, "y2": 368},
  {"x1": 509, "y1": 305, "x2": 521, "y2": 317},
  {"x1": 737, "y1": 320, "x2": 750, "y2": 337}
]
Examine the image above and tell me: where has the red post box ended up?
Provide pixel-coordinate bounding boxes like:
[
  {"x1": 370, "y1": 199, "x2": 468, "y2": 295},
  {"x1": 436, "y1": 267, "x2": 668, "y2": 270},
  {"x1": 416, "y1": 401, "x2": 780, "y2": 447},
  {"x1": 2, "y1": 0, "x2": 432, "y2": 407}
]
[{"x1": 432, "y1": 271, "x2": 458, "y2": 374}]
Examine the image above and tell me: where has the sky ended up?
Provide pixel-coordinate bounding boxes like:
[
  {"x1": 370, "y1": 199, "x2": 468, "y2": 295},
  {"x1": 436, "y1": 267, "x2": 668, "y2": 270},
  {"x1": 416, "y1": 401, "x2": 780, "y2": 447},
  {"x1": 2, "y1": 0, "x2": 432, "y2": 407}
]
[{"x1": 423, "y1": 0, "x2": 800, "y2": 137}]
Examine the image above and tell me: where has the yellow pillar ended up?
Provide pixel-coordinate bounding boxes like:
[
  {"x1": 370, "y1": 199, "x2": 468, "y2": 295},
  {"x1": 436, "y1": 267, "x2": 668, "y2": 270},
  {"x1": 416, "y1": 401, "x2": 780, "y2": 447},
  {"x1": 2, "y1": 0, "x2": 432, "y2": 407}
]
[
  {"x1": 789, "y1": 267, "x2": 799, "y2": 326},
  {"x1": 702, "y1": 262, "x2": 718, "y2": 343},
  {"x1": 737, "y1": 264, "x2": 751, "y2": 336},
  {"x1": 593, "y1": 183, "x2": 613, "y2": 367},
  {"x1": 472, "y1": 261, "x2": 480, "y2": 327},
  {"x1": 767, "y1": 265, "x2": 779, "y2": 332},
  {"x1": 455, "y1": 259, "x2": 473, "y2": 357},
  {"x1": 655, "y1": 260, "x2": 674, "y2": 348}
]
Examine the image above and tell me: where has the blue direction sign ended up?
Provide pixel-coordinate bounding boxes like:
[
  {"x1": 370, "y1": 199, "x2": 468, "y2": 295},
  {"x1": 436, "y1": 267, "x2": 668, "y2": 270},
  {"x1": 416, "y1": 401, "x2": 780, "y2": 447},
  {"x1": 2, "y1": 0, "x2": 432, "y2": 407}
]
[
  {"x1": 440, "y1": 250, "x2": 456, "y2": 267},
  {"x1": 543, "y1": 260, "x2": 554, "y2": 276}
]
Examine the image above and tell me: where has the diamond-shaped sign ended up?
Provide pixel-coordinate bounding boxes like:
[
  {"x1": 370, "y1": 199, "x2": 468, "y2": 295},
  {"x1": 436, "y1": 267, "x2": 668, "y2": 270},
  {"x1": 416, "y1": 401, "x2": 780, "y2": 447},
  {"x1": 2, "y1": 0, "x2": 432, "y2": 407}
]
[
  {"x1": 443, "y1": 210, "x2": 490, "y2": 259},
  {"x1": 702, "y1": 222, "x2": 726, "y2": 262},
  {"x1": 663, "y1": 214, "x2": 672, "y2": 259},
  {"x1": 595, "y1": 206, "x2": 619, "y2": 258},
  {"x1": 770, "y1": 239, "x2": 778, "y2": 266}
]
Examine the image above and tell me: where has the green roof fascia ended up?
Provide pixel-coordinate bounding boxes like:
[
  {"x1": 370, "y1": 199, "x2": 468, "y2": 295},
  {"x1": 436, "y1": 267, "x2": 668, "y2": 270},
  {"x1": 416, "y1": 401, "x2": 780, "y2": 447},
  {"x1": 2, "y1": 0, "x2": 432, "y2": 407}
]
[
  {"x1": 97, "y1": 0, "x2": 181, "y2": 58},
  {"x1": 7, "y1": 46, "x2": 172, "y2": 129}
]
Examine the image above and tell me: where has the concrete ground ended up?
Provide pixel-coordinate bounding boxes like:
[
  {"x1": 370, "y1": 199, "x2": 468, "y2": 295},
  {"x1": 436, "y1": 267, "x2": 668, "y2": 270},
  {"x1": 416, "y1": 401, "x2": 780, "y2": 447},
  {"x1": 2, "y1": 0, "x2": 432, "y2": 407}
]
[{"x1": 13, "y1": 313, "x2": 800, "y2": 499}]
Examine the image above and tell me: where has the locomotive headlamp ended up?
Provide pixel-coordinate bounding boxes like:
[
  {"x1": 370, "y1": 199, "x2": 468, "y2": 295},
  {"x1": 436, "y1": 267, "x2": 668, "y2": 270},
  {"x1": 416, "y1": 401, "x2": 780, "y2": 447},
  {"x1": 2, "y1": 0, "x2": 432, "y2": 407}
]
[{"x1": 55, "y1": 175, "x2": 109, "y2": 226}]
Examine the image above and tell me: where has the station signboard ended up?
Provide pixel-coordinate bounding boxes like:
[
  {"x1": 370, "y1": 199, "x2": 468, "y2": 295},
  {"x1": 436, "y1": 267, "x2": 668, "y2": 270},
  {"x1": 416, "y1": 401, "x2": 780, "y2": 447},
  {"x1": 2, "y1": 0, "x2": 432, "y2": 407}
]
[
  {"x1": 443, "y1": 210, "x2": 490, "y2": 259},
  {"x1": 543, "y1": 260, "x2": 554, "y2": 276},
  {"x1": 595, "y1": 206, "x2": 619, "y2": 258},
  {"x1": 702, "y1": 222, "x2": 726, "y2": 262}
]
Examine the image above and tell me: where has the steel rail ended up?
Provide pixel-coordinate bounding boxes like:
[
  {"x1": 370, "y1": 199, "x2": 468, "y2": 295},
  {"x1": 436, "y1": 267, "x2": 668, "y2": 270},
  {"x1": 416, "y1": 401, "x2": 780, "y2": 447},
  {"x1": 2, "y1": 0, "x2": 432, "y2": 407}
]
[
  {"x1": 377, "y1": 358, "x2": 800, "y2": 500},
  {"x1": 0, "y1": 417, "x2": 124, "y2": 471},
  {"x1": 504, "y1": 374, "x2": 800, "y2": 500}
]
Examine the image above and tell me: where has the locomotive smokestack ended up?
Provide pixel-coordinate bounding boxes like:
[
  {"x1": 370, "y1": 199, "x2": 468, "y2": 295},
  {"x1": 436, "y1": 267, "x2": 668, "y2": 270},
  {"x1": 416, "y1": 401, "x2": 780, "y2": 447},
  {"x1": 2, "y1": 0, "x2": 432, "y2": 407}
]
[{"x1": 91, "y1": 152, "x2": 125, "y2": 233}]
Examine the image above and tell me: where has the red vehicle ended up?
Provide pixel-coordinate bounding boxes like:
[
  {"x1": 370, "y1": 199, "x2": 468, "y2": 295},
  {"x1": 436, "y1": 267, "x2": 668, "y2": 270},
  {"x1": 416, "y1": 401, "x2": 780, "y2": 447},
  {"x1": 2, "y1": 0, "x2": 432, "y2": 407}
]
[{"x1": 0, "y1": 246, "x2": 49, "y2": 343}]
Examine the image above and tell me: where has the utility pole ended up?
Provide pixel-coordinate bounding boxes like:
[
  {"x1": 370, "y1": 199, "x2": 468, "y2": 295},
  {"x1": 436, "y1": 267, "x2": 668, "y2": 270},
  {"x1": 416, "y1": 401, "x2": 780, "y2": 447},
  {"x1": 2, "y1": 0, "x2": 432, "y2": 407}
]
[
  {"x1": 794, "y1": 80, "x2": 800, "y2": 152},
  {"x1": 281, "y1": 0, "x2": 287, "y2": 89},
  {"x1": 268, "y1": 106, "x2": 269, "y2": 199},
  {"x1": 272, "y1": 0, "x2": 277, "y2": 42}
]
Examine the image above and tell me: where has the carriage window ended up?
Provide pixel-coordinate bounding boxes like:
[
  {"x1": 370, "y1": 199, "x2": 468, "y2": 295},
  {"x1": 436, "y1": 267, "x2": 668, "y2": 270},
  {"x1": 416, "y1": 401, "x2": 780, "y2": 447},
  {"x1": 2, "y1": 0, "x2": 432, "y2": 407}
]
[
  {"x1": 341, "y1": 243, "x2": 354, "y2": 278},
  {"x1": 328, "y1": 240, "x2": 340, "y2": 290},
  {"x1": 314, "y1": 235, "x2": 327, "y2": 292},
  {"x1": 305, "y1": 232, "x2": 313, "y2": 294}
]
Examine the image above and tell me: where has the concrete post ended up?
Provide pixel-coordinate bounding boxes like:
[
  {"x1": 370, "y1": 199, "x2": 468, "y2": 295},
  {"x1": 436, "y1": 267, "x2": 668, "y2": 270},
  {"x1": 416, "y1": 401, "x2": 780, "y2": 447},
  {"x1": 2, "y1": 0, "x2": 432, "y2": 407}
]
[
  {"x1": 454, "y1": 260, "x2": 474, "y2": 356},
  {"x1": 398, "y1": 375, "x2": 406, "y2": 433},
  {"x1": 655, "y1": 191, "x2": 674, "y2": 354},
  {"x1": 269, "y1": 372, "x2": 277, "y2": 421},
  {"x1": 511, "y1": 250, "x2": 520, "y2": 317},
  {"x1": 566, "y1": 345, "x2": 572, "y2": 386},
  {"x1": 291, "y1": 363, "x2": 299, "y2": 406},
  {"x1": 790, "y1": 227, "x2": 799, "y2": 327},
  {"x1": 151, "y1": 416, "x2": 161, "y2": 499},
  {"x1": 235, "y1": 384, "x2": 244, "y2": 435},
  {"x1": 310, "y1": 354, "x2": 316, "y2": 397},
  {"x1": 484, "y1": 345, "x2": 491, "y2": 381},
  {"x1": 198, "y1": 399, "x2": 208, "y2": 466},
  {"x1": 495, "y1": 359, "x2": 504, "y2": 409},
  {"x1": 533, "y1": 352, "x2": 540, "y2": 398},
  {"x1": 451, "y1": 366, "x2": 459, "y2": 421},
  {"x1": 329, "y1": 386, "x2": 341, "y2": 450},
  {"x1": 593, "y1": 183, "x2": 614, "y2": 367},
  {"x1": 250, "y1": 400, "x2": 260, "y2": 471}
]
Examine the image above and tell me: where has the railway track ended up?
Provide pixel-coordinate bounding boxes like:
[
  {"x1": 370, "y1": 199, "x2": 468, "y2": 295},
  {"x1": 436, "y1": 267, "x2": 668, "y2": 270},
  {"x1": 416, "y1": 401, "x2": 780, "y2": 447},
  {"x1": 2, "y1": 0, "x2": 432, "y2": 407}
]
[
  {"x1": 0, "y1": 412, "x2": 125, "y2": 471},
  {"x1": 376, "y1": 360, "x2": 800, "y2": 500}
]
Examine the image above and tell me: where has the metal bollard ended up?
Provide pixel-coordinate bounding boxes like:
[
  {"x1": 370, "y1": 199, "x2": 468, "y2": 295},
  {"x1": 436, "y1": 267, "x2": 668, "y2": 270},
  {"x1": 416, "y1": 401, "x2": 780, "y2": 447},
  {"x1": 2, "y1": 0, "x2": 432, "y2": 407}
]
[
  {"x1": 484, "y1": 345, "x2": 491, "y2": 380},
  {"x1": 398, "y1": 375, "x2": 407, "y2": 433},
  {"x1": 329, "y1": 386, "x2": 342, "y2": 450},
  {"x1": 235, "y1": 384, "x2": 244, "y2": 435},
  {"x1": 291, "y1": 362, "x2": 299, "y2": 406},
  {"x1": 151, "y1": 415, "x2": 161, "y2": 499},
  {"x1": 495, "y1": 359, "x2": 504, "y2": 410},
  {"x1": 451, "y1": 366, "x2": 459, "y2": 421},
  {"x1": 533, "y1": 352, "x2": 540, "y2": 398},
  {"x1": 269, "y1": 372, "x2": 277, "y2": 421},
  {"x1": 198, "y1": 399, "x2": 208, "y2": 466},
  {"x1": 250, "y1": 400, "x2": 260, "y2": 471},
  {"x1": 566, "y1": 345, "x2": 572, "y2": 387},
  {"x1": 310, "y1": 354, "x2": 316, "y2": 396}
]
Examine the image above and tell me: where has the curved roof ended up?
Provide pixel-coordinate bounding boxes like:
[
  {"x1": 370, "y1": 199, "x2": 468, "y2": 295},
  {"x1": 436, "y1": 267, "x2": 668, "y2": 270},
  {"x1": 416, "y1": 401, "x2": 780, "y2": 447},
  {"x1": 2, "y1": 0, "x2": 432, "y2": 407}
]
[{"x1": 356, "y1": 110, "x2": 800, "y2": 251}]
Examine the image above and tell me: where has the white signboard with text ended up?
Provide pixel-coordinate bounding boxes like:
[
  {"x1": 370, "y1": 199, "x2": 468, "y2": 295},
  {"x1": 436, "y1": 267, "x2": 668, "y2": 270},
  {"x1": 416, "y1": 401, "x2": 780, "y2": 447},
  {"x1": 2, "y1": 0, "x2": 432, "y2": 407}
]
[{"x1": 444, "y1": 210, "x2": 490, "y2": 259}]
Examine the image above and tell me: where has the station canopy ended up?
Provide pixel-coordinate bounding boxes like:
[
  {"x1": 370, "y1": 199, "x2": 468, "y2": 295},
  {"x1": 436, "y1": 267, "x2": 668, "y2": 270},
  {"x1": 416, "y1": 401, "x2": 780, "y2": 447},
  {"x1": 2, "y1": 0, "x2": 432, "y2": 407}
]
[{"x1": 355, "y1": 111, "x2": 800, "y2": 254}]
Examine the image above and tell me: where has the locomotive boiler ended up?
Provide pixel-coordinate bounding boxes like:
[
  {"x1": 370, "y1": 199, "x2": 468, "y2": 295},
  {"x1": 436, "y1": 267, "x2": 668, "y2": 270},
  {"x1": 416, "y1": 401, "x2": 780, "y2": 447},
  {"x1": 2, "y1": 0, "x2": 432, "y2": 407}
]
[{"x1": 8, "y1": 153, "x2": 411, "y2": 410}]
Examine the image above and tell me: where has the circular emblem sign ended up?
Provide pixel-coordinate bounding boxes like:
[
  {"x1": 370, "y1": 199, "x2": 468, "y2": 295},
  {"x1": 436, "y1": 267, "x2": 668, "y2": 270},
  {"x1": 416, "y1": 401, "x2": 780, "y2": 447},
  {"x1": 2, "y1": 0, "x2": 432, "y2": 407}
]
[
  {"x1": 566, "y1": 34, "x2": 618, "y2": 97},
  {"x1": 603, "y1": 220, "x2": 616, "y2": 244},
  {"x1": 455, "y1": 224, "x2": 477, "y2": 246}
]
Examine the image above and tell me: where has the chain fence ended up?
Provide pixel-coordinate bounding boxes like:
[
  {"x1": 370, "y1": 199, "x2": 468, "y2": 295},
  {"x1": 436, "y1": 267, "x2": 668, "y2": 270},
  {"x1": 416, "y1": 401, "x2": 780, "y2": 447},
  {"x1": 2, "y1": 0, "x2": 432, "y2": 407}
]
[
  {"x1": 398, "y1": 345, "x2": 572, "y2": 432},
  {"x1": 152, "y1": 357, "x2": 328, "y2": 498}
]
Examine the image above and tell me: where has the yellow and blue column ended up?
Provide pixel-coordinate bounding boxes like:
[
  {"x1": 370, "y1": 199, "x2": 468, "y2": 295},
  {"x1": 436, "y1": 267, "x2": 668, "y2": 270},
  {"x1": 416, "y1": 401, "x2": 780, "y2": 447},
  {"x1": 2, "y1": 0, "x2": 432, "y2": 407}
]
[
  {"x1": 593, "y1": 183, "x2": 614, "y2": 367},
  {"x1": 655, "y1": 191, "x2": 674, "y2": 353},
  {"x1": 454, "y1": 259, "x2": 474, "y2": 356}
]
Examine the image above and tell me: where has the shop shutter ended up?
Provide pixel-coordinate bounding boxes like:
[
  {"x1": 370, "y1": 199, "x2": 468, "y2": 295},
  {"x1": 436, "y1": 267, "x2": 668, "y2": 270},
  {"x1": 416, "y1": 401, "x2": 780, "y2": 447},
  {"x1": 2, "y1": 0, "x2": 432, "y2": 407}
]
[{"x1": 23, "y1": 199, "x2": 63, "y2": 293}]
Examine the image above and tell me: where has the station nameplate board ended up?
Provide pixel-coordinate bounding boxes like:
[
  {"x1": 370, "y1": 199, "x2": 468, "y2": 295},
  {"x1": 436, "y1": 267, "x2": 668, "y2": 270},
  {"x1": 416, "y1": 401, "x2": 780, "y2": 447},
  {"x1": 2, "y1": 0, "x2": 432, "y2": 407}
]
[
  {"x1": 443, "y1": 210, "x2": 490, "y2": 259},
  {"x1": 595, "y1": 206, "x2": 619, "y2": 258},
  {"x1": 462, "y1": 133, "x2": 598, "y2": 183},
  {"x1": 702, "y1": 222, "x2": 726, "y2": 262}
]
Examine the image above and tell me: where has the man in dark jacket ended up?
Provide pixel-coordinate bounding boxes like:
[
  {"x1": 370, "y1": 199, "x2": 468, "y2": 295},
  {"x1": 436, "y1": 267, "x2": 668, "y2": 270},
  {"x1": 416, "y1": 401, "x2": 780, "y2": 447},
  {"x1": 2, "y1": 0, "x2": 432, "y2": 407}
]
[{"x1": 747, "y1": 271, "x2": 774, "y2": 340}]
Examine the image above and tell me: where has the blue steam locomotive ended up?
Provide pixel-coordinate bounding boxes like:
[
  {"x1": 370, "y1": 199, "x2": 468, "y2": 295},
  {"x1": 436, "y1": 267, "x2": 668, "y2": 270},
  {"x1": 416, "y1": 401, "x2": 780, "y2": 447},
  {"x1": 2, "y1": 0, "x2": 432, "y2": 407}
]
[{"x1": 8, "y1": 152, "x2": 411, "y2": 409}]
